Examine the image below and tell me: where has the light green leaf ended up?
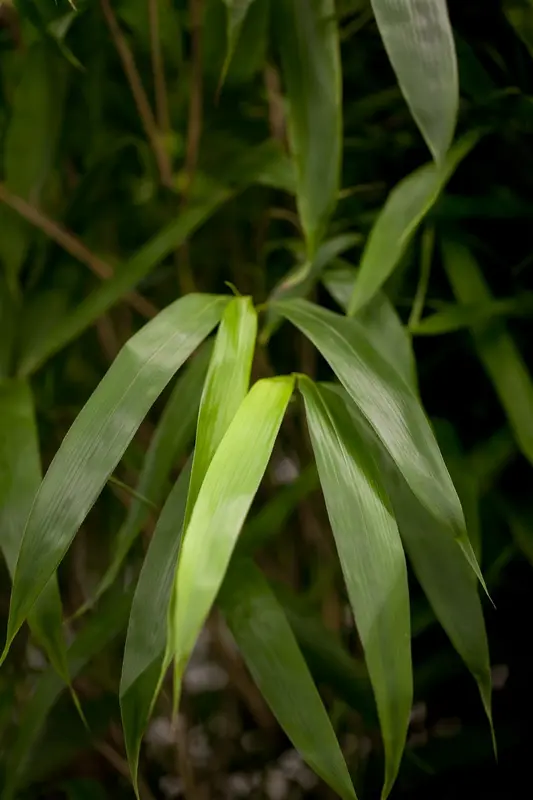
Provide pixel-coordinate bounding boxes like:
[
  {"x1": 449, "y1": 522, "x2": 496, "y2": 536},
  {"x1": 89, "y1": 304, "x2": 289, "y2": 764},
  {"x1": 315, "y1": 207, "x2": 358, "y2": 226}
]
[
  {"x1": 273, "y1": 0, "x2": 341, "y2": 255},
  {"x1": 171, "y1": 376, "x2": 294, "y2": 687},
  {"x1": 347, "y1": 133, "x2": 479, "y2": 315},
  {"x1": 299, "y1": 378, "x2": 411, "y2": 797},
  {"x1": 120, "y1": 462, "x2": 192, "y2": 794},
  {"x1": 0, "y1": 380, "x2": 68, "y2": 685},
  {"x1": 185, "y1": 296, "x2": 258, "y2": 524},
  {"x1": 371, "y1": 0, "x2": 458, "y2": 162},
  {"x1": 80, "y1": 342, "x2": 212, "y2": 613},
  {"x1": 323, "y1": 263, "x2": 417, "y2": 390},
  {"x1": 3, "y1": 294, "x2": 228, "y2": 659},
  {"x1": 220, "y1": 559, "x2": 357, "y2": 800},
  {"x1": 274, "y1": 298, "x2": 484, "y2": 586},
  {"x1": 443, "y1": 241, "x2": 533, "y2": 466},
  {"x1": 3, "y1": 588, "x2": 132, "y2": 800}
]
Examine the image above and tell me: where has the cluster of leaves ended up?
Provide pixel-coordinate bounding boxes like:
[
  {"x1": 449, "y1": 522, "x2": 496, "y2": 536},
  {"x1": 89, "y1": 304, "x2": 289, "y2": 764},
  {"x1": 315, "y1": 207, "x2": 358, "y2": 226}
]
[{"x1": 1, "y1": 0, "x2": 533, "y2": 798}]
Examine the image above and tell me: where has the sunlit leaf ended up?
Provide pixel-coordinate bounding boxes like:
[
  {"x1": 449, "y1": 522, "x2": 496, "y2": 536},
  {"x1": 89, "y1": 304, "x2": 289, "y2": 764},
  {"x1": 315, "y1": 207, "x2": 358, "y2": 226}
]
[
  {"x1": 3, "y1": 294, "x2": 228, "y2": 659},
  {"x1": 299, "y1": 378, "x2": 411, "y2": 796},
  {"x1": 171, "y1": 376, "x2": 294, "y2": 690},
  {"x1": 273, "y1": 0, "x2": 341, "y2": 255},
  {"x1": 347, "y1": 134, "x2": 479, "y2": 315},
  {"x1": 371, "y1": 0, "x2": 458, "y2": 162},
  {"x1": 443, "y1": 241, "x2": 533, "y2": 466},
  {"x1": 220, "y1": 559, "x2": 357, "y2": 800}
]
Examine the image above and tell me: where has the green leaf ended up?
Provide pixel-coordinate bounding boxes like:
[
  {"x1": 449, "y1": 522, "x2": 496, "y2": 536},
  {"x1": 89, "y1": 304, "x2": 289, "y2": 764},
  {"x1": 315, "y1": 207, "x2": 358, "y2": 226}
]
[
  {"x1": 504, "y1": 0, "x2": 533, "y2": 58},
  {"x1": 274, "y1": 298, "x2": 484, "y2": 586},
  {"x1": 274, "y1": 0, "x2": 341, "y2": 255},
  {"x1": 120, "y1": 462, "x2": 191, "y2": 794},
  {"x1": 171, "y1": 376, "x2": 294, "y2": 688},
  {"x1": 3, "y1": 588, "x2": 132, "y2": 800},
  {"x1": 0, "y1": 380, "x2": 68, "y2": 684},
  {"x1": 411, "y1": 297, "x2": 532, "y2": 336},
  {"x1": 347, "y1": 133, "x2": 479, "y2": 315},
  {"x1": 79, "y1": 342, "x2": 212, "y2": 613},
  {"x1": 3, "y1": 294, "x2": 228, "y2": 659},
  {"x1": 220, "y1": 559, "x2": 357, "y2": 800},
  {"x1": 370, "y1": 0, "x2": 458, "y2": 162},
  {"x1": 299, "y1": 378, "x2": 411, "y2": 797},
  {"x1": 221, "y1": 0, "x2": 259, "y2": 85},
  {"x1": 443, "y1": 242, "x2": 533, "y2": 466},
  {"x1": 323, "y1": 263, "x2": 417, "y2": 390},
  {"x1": 185, "y1": 296, "x2": 258, "y2": 524}
]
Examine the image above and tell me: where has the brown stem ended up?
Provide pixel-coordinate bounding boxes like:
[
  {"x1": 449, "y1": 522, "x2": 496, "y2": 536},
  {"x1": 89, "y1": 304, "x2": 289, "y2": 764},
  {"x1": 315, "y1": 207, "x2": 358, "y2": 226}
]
[
  {"x1": 100, "y1": 0, "x2": 173, "y2": 188},
  {"x1": 148, "y1": 0, "x2": 171, "y2": 133},
  {"x1": 0, "y1": 182, "x2": 157, "y2": 319}
]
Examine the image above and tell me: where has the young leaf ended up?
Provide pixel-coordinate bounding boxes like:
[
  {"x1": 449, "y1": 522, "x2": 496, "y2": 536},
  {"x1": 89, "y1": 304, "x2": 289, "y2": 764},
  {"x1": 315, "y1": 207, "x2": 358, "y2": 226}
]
[
  {"x1": 3, "y1": 294, "x2": 228, "y2": 658},
  {"x1": 0, "y1": 380, "x2": 68, "y2": 684},
  {"x1": 171, "y1": 376, "x2": 294, "y2": 687},
  {"x1": 220, "y1": 559, "x2": 357, "y2": 800},
  {"x1": 273, "y1": 0, "x2": 341, "y2": 255},
  {"x1": 443, "y1": 242, "x2": 533, "y2": 466},
  {"x1": 274, "y1": 298, "x2": 484, "y2": 585},
  {"x1": 371, "y1": 0, "x2": 458, "y2": 163},
  {"x1": 185, "y1": 296, "x2": 258, "y2": 523},
  {"x1": 299, "y1": 378, "x2": 411, "y2": 797},
  {"x1": 347, "y1": 133, "x2": 479, "y2": 315},
  {"x1": 79, "y1": 342, "x2": 212, "y2": 613},
  {"x1": 120, "y1": 462, "x2": 192, "y2": 794}
]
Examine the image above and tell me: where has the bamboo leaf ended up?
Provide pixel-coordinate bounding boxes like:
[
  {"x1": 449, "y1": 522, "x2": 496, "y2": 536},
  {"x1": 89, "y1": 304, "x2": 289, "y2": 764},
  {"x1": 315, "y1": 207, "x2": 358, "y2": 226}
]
[
  {"x1": 0, "y1": 380, "x2": 68, "y2": 684},
  {"x1": 221, "y1": 0, "x2": 259, "y2": 85},
  {"x1": 274, "y1": 298, "x2": 484, "y2": 586},
  {"x1": 220, "y1": 559, "x2": 357, "y2": 800},
  {"x1": 411, "y1": 298, "x2": 531, "y2": 336},
  {"x1": 371, "y1": 0, "x2": 458, "y2": 163},
  {"x1": 3, "y1": 588, "x2": 132, "y2": 800},
  {"x1": 185, "y1": 296, "x2": 258, "y2": 523},
  {"x1": 347, "y1": 134, "x2": 479, "y2": 315},
  {"x1": 273, "y1": 0, "x2": 341, "y2": 255},
  {"x1": 299, "y1": 378, "x2": 411, "y2": 797},
  {"x1": 120, "y1": 462, "x2": 192, "y2": 794},
  {"x1": 171, "y1": 376, "x2": 294, "y2": 688},
  {"x1": 81, "y1": 343, "x2": 212, "y2": 612},
  {"x1": 443, "y1": 242, "x2": 533, "y2": 466},
  {"x1": 2, "y1": 294, "x2": 228, "y2": 659}
]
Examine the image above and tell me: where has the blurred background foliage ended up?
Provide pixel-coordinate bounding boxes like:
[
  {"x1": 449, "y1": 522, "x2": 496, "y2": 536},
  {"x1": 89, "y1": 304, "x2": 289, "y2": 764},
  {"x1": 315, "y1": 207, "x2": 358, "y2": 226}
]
[{"x1": 1, "y1": 0, "x2": 533, "y2": 797}]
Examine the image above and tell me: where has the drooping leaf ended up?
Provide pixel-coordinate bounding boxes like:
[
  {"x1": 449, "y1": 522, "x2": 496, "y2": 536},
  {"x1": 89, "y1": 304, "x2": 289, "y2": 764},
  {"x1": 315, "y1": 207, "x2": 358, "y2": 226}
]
[
  {"x1": 185, "y1": 296, "x2": 258, "y2": 523},
  {"x1": 80, "y1": 342, "x2": 212, "y2": 612},
  {"x1": 443, "y1": 241, "x2": 533, "y2": 466},
  {"x1": 171, "y1": 376, "x2": 294, "y2": 689},
  {"x1": 3, "y1": 294, "x2": 228, "y2": 658},
  {"x1": 220, "y1": 559, "x2": 357, "y2": 800},
  {"x1": 3, "y1": 588, "x2": 132, "y2": 800},
  {"x1": 120, "y1": 462, "x2": 191, "y2": 794},
  {"x1": 299, "y1": 378, "x2": 411, "y2": 796},
  {"x1": 323, "y1": 262, "x2": 417, "y2": 390},
  {"x1": 274, "y1": 298, "x2": 484, "y2": 585},
  {"x1": 332, "y1": 384, "x2": 493, "y2": 743},
  {"x1": 0, "y1": 380, "x2": 68, "y2": 684},
  {"x1": 273, "y1": 0, "x2": 341, "y2": 255},
  {"x1": 371, "y1": 0, "x2": 458, "y2": 162},
  {"x1": 347, "y1": 133, "x2": 479, "y2": 315}
]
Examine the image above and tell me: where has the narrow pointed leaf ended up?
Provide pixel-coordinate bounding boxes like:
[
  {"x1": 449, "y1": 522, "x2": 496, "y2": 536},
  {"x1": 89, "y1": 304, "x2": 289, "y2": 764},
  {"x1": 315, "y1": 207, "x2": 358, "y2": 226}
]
[
  {"x1": 274, "y1": 298, "x2": 483, "y2": 585},
  {"x1": 220, "y1": 559, "x2": 357, "y2": 800},
  {"x1": 3, "y1": 589, "x2": 132, "y2": 800},
  {"x1": 120, "y1": 462, "x2": 191, "y2": 792},
  {"x1": 185, "y1": 296, "x2": 258, "y2": 523},
  {"x1": 347, "y1": 134, "x2": 478, "y2": 315},
  {"x1": 3, "y1": 294, "x2": 228, "y2": 657},
  {"x1": 171, "y1": 376, "x2": 294, "y2": 680},
  {"x1": 371, "y1": 0, "x2": 458, "y2": 162},
  {"x1": 411, "y1": 297, "x2": 530, "y2": 336},
  {"x1": 83, "y1": 343, "x2": 212, "y2": 611},
  {"x1": 299, "y1": 378, "x2": 411, "y2": 796},
  {"x1": 0, "y1": 380, "x2": 68, "y2": 682},
  {"x1": 273, "y1": 0, "x2": 341, "y2": 255},
  {"x1": 443, "y1": 241, "x2": 533, "y2": 466},
  {"x1": 221, "y1": 0, "x2": 259, "y2": 84}
]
